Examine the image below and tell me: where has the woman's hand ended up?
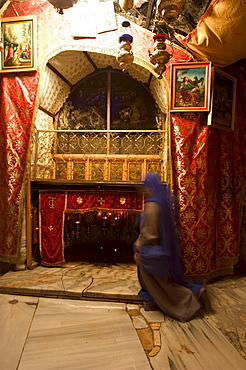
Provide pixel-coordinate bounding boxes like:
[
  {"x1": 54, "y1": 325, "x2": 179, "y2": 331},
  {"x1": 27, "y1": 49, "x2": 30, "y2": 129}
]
[{"x1": 134, "y1": 252, "x2": 141, "y2": 265}]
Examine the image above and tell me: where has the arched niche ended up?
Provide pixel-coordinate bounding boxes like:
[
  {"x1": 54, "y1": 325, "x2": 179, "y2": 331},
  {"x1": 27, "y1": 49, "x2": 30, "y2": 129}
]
[{"x1": 32, "y1": 45, "x2": 171, "y2": 183}]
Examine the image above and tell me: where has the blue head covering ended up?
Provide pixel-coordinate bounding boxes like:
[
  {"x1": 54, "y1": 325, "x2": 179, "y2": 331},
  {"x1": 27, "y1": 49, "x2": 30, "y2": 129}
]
[{"x1": 142, "y1": 173, "x2": 202, "y2": 294}]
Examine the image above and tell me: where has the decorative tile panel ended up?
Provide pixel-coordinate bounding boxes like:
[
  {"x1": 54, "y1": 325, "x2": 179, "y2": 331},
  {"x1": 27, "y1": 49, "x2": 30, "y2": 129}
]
[
  {"x1": 110, "y1": 162, "x2": 123, "y2": 181},
  {"x1": 73, "y1": 163, "x2": 86, "y2": 180},
  {"x1": 129, "y1": 163, "x2": 142, "y2": 181},
  {"x1": 91, "y1": 162, "x2": 104, "y2": 181},
  {"x1": 56, "y1": 163, "x2": 67, "y2": 180}
]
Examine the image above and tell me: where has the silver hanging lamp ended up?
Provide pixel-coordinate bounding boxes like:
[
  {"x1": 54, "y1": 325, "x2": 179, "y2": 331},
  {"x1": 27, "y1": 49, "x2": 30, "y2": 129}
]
[{"x1": 47, "y1": 0, "x2": 79, "y2": 14}]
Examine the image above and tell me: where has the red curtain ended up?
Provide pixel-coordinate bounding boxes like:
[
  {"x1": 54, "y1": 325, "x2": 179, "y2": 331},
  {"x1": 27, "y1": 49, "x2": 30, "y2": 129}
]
[
  {"x1": 39, "y1": 192, "x2": 66, "y2": 266},
  {"x1": 66, "y1": 191, "x2": 142, "y2": 211},
  {"x1": 0, "y1": 74, "x2": 39, "y2": 262},
  {"x1": 40, "y1": 191, "x2": 142, "y2": 266},
  {"x1": 171, "y1": 60, "x2": 246, "y2": 280}
]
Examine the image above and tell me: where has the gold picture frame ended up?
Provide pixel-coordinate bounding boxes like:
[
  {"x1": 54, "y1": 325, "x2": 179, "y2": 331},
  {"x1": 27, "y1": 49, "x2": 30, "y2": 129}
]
[
  {"x1": 0, "y1": 15, "x2": 37, "y2": 73},
  {"x1": 170, "y1": 62, "x2": 212, "y2": 112},
  {"x1": 207, "y1": 67, "x2": 237, "y2": 131}
]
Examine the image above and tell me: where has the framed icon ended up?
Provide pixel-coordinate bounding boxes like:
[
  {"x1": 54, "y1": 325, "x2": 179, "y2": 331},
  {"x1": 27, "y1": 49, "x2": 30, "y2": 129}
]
[
  {"x1": 0, "y1": 15, "x2": 37, "y2": 73},
  {"x1": 170, "y1": 62, "x2": 212, "y2": 111},
  {"x1": 207, "y1": 67, "x2": 237, "y2": 131}
]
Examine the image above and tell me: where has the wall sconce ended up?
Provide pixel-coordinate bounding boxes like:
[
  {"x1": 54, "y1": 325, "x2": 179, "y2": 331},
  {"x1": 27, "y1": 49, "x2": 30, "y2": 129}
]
[
  {"x1": 149, "y1": 33, "x2": 171, "y2": 79},
  {"x1": 116, "y1": 21, "x2": 134, "y2": 71},
  {"x1": 158, "y1": 0, "x2": 186, "y2": 23},
  {"x1": 47, "y1": 0, "x2": 79, "y2": 14}
]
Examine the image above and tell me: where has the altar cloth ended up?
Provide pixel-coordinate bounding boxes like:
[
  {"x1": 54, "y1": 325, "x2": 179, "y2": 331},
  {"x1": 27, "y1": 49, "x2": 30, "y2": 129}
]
[{"x1": 39, "y1": 190, "x2": 143, "y2": 266}]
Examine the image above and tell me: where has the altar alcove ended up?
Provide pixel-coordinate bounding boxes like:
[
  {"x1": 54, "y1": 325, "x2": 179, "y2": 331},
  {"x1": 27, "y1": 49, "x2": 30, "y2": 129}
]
[{"x1": 31, "y1": 47, "x2": 170, "y2": 266}]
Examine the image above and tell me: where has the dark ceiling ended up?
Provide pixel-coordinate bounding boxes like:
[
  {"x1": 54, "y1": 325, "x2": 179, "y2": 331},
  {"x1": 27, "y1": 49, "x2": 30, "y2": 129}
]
[
  {"x1": 0, "y1": 0, "x2": 7, "y2": 8},
  {"x1": 114, "y1": 0, "x2": 213, "y2": 52},
  {"x1": 116, "y1": 1, "x2": 212, "y2": 36},
  {"x1": 0, "y1": 0, "x2": 212, "y2": 38}
]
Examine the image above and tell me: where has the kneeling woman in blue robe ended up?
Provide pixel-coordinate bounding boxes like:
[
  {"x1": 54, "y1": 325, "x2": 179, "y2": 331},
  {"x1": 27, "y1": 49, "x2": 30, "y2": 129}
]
[{"x1": 134, "y1": 173, "x2": 209, "y2": 322}]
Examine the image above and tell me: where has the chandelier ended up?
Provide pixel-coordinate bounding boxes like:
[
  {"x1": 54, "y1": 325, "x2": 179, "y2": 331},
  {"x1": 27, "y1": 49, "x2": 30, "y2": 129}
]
[{"x1": 47, "y1": 0, "x2": 79, "y2": 14}]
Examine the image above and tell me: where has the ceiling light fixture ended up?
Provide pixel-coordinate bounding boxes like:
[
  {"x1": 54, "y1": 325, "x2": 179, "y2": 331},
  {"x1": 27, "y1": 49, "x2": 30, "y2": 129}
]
[
  {"x1": 47, "y1": 0, "x2": 79, "y2": 15},
  {"x1": 119, "y1": 0, "x2": 134, "y2": 11},
  {"x1": 149, "y1": 33, "x2": 171, "y2": 79},
  {"x1": 158, "y1": 0, "x2": 186, "y2": 23},
  {"x1": 116, "y1": 21, "x2": 134, "y2": 71}
]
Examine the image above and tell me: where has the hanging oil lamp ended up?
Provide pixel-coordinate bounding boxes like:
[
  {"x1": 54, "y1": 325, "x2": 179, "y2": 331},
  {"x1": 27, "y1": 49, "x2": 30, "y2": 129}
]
[
  {"x1": 116, "y1": 21, "x2": 134, "y2": 71},
  {"x1": 119, "y1": 0, "x2": 134, "y2": 11},
  {"x1": 149, "y1": 33, "x2": 171, "y2": 79},
  {"x1": 47, "y1": 0, "x2": 79, "y2": 14},
  {"x1": 158, "y1": 0, "x2": 186, "y2": 23}
]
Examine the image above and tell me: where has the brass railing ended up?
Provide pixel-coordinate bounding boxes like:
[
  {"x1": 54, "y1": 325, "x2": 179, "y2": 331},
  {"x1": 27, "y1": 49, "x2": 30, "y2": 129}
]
[{"x1": 32, "y1": 129, "x2": 168, "y2": 181}]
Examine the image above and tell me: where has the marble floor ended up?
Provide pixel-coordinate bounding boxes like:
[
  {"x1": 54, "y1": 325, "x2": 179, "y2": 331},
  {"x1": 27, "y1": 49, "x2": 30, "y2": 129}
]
[{"x1": 0, "y1": 262, "x2": 246, "y2": 369}]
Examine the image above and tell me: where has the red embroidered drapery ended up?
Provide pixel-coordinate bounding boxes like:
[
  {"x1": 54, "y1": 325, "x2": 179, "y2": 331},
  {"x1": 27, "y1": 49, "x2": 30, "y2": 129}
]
[
  {"x1": 39, "y1": 191, "x2": 142, "y2": 266},
  {"x1": 0, "y1": 74, "x2": 39, "y2": 262},
  {"x1": 171, "y1": 113, "x2": 217, "y2": 277},
  {"x1": 170, "y1": 60, "x2": 246, "y2": 280},
  {"x1": 66, "y1": 191, "x2": 142, "y2": 211},
  {"x1": 39, "y1": 192, "x2": 66, "y2": 266}
]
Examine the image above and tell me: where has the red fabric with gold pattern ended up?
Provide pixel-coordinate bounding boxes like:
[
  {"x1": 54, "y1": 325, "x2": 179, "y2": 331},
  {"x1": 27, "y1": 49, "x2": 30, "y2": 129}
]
[
  {"x1": 40, "y1": 191, "x2": 142, "y2": 265},
  {"x1": 0, "y1": 73, "x2": 39, "y2": 262},
  {"x1": 215, "y1": 60, "x2": 246, "y2": 265},
  {"x1": 67, "y1": 191, "x2": 143, "y2": 211},
  {"x1": 171, "y1": 113, "x2": 219, "y2": 277},
  {"x1": 3, "y1": 1, "x2": 47, "y2": 18},
  {"x1": 39, "y1": 192, "x2": 66, "y2": 266},
  {"x1": 170, "y1": 58, "x2": 246, "y2": 280}
]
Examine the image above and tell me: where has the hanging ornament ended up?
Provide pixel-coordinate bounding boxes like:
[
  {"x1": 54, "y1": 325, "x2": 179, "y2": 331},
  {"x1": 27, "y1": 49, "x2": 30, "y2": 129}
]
[
  {"x1": 158, "y1": 0, "x2": 186, "y2": 23},
  {"x1": 119, "y1": 0, "x2": 134, "y2": 11},
  {"x1": 47, "y1": 0, "x2": 79, "y2": 15},
  {"x1": 149, "y1": 33, "x2": 171, "y2": 79},
  {"x1": 116, "y1": 21, "x2": 134, "y2": 71}
]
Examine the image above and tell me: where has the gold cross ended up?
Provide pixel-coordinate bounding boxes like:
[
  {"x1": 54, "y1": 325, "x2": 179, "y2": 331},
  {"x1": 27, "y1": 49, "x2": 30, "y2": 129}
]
[
  {"x1": 98, "y1": 197, "x2": 105, "y2": 206},
  {"x1": 48, "y1": 197, "x2": 56, "y2": 209},
  {"x1": 48, "y1": 225, "x2": 53, "y2": 231}
]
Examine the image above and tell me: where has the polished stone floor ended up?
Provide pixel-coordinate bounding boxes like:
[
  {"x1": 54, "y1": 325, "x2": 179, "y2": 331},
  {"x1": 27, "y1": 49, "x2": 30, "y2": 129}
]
[{"x1": 0, "y1": 262, "x2": 246, "y2": 369}]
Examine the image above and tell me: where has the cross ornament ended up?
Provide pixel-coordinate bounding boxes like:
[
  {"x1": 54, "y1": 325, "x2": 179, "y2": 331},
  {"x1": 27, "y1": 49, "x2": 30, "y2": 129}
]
[{"x1": 98, "y1": 197, "x2": 105, "y2": 206}]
